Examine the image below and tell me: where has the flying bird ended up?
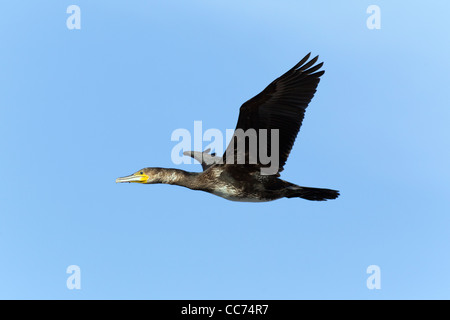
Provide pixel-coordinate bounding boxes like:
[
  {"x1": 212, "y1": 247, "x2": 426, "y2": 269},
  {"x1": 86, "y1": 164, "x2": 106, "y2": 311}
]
[{"x1": 116, "y1": 53, "x2": 339, "y2": 202}]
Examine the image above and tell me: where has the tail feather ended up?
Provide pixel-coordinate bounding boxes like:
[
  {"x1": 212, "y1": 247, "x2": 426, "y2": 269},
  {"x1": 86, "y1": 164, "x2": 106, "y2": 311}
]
[{"x1": 285, "y1": 186, "x2": 340, "y2": 201}]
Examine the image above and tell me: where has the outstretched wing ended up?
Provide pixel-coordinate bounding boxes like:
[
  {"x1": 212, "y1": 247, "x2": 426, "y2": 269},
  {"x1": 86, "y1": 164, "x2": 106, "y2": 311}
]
[{"x1": 223, "y1": 53, "x2": 325, "y2": 173}]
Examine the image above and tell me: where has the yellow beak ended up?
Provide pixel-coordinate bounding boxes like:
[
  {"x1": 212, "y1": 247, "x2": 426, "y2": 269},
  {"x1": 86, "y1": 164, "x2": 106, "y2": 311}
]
[{"x1": 115, "y1": 173, "x2": 149, "y2": 183}]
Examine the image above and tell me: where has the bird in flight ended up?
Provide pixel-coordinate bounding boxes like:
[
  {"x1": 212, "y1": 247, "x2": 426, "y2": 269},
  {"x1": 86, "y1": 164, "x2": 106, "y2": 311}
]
[{"x1": 116, "y1": 53, "x2": 339, "y2": 202}]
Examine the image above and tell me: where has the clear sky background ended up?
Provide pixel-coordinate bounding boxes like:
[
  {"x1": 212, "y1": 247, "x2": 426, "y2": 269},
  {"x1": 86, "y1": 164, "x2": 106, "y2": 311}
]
[{"x1": 1, "y1": 1, "x2": 449, "y2": 299}]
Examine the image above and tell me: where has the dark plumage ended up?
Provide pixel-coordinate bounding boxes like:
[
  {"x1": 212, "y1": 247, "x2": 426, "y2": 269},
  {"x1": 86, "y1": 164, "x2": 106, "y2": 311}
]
[{"x1": 116, "y1": 53, "x2": 339, "y2": 202}]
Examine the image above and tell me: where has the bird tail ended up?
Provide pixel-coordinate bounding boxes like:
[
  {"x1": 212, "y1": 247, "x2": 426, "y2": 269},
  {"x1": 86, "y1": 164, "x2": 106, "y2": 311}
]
[{"x1": 285, "y1": 186, "x2": 340, "y2": 201}]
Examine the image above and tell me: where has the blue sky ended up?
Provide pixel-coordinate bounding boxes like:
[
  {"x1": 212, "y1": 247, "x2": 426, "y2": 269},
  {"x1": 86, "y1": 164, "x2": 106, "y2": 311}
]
[{"x1": 0, "y1": 1, "x2": 449, "y2": 299}]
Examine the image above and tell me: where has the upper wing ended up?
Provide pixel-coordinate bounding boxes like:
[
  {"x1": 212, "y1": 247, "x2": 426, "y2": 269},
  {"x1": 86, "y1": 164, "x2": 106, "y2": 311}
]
[{"x1": 222, "y1": 53, "x2": 325, "y2": 174}]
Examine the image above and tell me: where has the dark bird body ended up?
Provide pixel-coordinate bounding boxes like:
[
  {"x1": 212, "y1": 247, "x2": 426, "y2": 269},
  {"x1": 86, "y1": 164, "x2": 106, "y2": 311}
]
[{"x1": 116, "y1": 53, "x2": 339, "y2": 202}]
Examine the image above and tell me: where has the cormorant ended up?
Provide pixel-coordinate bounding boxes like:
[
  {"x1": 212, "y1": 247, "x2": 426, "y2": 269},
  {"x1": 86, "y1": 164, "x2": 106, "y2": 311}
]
[{"x1": 116, "y1": 53, "x2": 339, "y2": 202}]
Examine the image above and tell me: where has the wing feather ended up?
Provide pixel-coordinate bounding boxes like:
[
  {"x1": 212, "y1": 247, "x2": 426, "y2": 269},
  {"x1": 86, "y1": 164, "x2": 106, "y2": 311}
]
[{"x1": 223, "y1": 53, "x2": 325, "y2": 173}]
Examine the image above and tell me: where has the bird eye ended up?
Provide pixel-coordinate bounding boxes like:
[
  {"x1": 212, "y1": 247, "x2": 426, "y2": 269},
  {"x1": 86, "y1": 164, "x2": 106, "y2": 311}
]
[{"x1": 140, "y1": 171, "x2": 144, "y2": 175}]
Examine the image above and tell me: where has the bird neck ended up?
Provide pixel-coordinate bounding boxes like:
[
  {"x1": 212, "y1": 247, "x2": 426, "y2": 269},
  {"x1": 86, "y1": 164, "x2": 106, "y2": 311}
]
[{"x1": 152, "y1": 168, "x2": 201, "y2": 190}]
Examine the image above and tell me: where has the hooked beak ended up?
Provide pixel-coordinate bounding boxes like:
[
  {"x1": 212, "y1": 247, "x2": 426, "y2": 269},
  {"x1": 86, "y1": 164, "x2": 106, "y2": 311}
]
[{"x1": 116, "y1": 173, "x2": 149, "y2": 183}]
